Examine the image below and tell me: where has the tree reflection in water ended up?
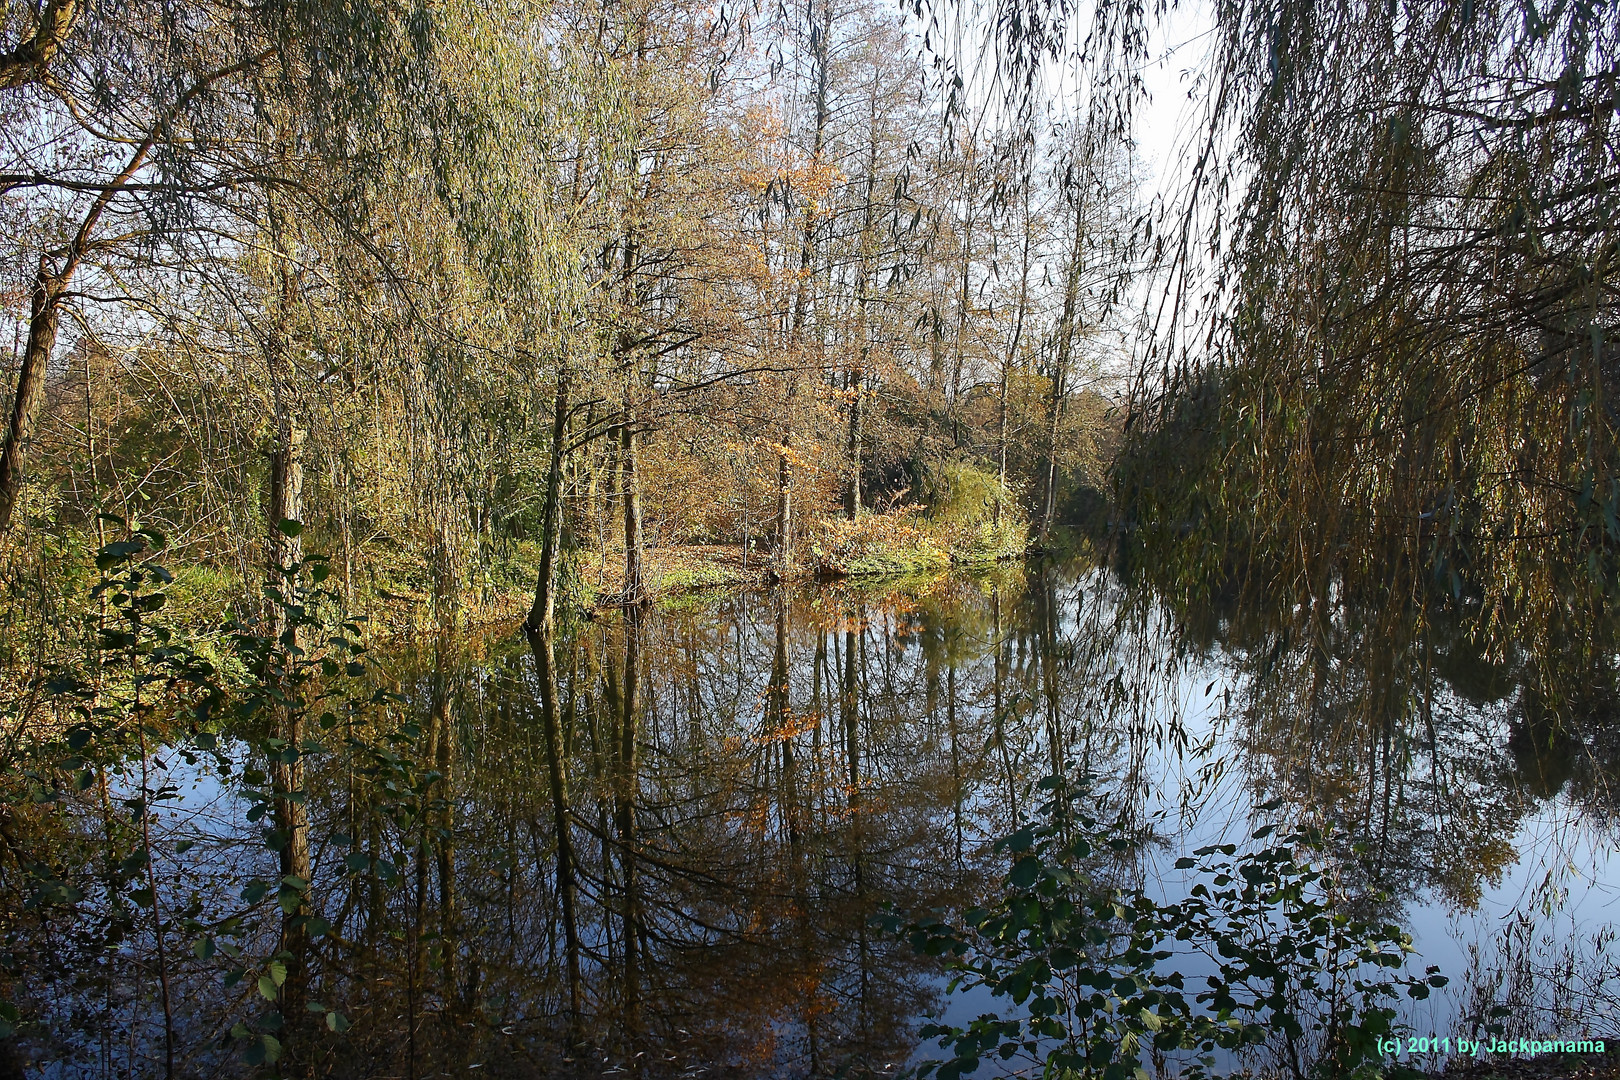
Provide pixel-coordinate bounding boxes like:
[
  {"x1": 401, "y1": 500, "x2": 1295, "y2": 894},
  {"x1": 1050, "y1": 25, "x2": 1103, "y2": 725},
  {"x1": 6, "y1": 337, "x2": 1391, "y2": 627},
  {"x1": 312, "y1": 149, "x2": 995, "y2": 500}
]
[{"x1": 9, "y1": 560, "x2": 1618, "y2": 1076}]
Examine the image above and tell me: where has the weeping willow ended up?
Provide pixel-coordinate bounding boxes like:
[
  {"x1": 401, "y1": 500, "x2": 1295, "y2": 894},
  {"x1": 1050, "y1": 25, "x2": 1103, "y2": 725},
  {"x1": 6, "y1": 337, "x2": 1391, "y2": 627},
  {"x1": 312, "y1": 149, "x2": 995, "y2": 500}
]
[{"x1": 1106, "y1": 0, "x2": 1620, "y2": 675}]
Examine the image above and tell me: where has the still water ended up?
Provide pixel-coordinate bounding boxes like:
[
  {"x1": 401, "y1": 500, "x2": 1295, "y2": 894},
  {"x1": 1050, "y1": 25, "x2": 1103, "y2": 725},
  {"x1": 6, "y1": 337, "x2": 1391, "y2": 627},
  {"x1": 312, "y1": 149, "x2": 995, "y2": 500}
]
[{"x1": 16, "y1": 559, "x2": 1620, "y2": 1077}]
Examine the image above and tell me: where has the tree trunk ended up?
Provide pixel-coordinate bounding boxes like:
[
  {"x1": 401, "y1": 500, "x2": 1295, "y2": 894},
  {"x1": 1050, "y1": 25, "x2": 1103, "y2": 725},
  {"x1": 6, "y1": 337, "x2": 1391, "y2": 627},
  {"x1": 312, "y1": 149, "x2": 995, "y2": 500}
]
[
  {"x1": 996, "y1": 364, "x2": 1010, "y2": 523},
  {"x1": 846, "y1": 86, "x2": 880, "y2": 520},
  {"x1": 950, "y1": 141, "x2": 978, "y2": 441},
  {"x1": 265, "y1": 188, "x2": 312, "y2": 1067},
  {"x1": 775, "y1": 427, "x2": 795, "y2": 576},
  {"x1": 1042, "y1": 195, "x2": 1085, "y2": 540},
  {"x1": 528, "y1": 628, "x2": 583, "y2": 1034},
  {"x1": 430, "y1": 630, "x2": 462, "y2": 1024},
  {"x1": 0, "y1": 262, "x2": 64, "y2": 533},
  {"x1": 616, "y1": 606, "x2": 643, "y2": 1041},
  {"x1": 845, "y1": 371, "x2": 863, "y2": 519},
  {"x1": 620, "y1": 423, "x2": 647, "y2": 606},
  {"x1": 778, "y1": 0, "x2": 835, "y2": 570},
  {"x1": 268, "y1": 420, "x2": 312, "y2": 1065},
  {"x1": 999, "y1": 154, "x2": 1034, "y2": 525},
  {"x1": 528, "y1": 368, "x2": 571, "y2": 631}
]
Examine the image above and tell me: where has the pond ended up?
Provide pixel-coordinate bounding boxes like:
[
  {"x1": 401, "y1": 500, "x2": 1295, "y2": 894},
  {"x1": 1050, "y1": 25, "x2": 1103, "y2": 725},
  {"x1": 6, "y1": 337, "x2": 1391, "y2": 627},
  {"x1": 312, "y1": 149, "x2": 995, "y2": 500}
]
[{"x1": 9, "y1": 557, "x2": 1618, "y2": 1077}]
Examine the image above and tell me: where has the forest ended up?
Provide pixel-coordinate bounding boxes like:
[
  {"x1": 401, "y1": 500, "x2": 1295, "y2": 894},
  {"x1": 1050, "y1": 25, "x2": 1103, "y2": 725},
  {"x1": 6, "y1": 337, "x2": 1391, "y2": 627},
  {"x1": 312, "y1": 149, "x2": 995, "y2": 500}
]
[
  {"x1": 1, "y1": 0, "x2": 1617, "y2": 1076},
  {"x1": 0, "y1": 0, "x2": 1128, "y2": 636}
]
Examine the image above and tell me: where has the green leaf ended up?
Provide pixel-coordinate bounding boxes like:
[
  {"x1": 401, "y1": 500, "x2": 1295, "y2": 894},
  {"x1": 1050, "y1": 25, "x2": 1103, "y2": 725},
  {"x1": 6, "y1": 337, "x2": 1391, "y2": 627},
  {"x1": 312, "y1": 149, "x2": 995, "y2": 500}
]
[
  {"x1": 1003, "y1": 826, "x2": 1036, "y2": 853},
  {"x1": 326, "y1": 1011, "x2": 351, "y2": 1033},
  {"x1": 276, "y1": 519, "x2": 304, "y2": 538},
  {"x1": 1007, "y1": 857, "x2": 1041, "y2": 889},
  {"x1": 258, "y1": 975, "x2": 278, "y2": 1001}
]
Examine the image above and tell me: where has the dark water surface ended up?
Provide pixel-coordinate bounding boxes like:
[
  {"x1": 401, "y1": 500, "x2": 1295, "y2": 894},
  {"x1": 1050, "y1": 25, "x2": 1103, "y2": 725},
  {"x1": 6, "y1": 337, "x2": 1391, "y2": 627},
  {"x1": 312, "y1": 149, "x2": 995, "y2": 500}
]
[{"x1": 16, "y1": 560, "x2": 1620, "y2": 1077}]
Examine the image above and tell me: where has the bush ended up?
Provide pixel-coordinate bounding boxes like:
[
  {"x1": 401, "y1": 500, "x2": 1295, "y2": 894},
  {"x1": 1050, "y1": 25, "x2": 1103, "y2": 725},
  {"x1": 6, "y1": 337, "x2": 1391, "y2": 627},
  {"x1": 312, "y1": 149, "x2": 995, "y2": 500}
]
[
  {"x1": 884, "y1": 773, "x2": 1442, "y2": 1080},
  {"x1": 920, "y1": 461, "x2": 1019, "y2": 529},
  {"x1": 916, "y1": 461, "x2": 1030, "y2": 565},
  {"x1": 944, "y1": 517, "x2": 1029, "y2": 566},
  {"x1": 809, "y1": 510, "x2": 951, "y2": 578}
]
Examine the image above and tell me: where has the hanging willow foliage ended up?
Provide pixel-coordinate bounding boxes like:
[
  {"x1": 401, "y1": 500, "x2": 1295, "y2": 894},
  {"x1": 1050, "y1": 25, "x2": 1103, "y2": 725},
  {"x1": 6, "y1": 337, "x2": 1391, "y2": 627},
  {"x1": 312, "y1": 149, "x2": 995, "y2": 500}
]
[{"x1": 1075, "y1": 0, "x2": 1620, "y2": 677}]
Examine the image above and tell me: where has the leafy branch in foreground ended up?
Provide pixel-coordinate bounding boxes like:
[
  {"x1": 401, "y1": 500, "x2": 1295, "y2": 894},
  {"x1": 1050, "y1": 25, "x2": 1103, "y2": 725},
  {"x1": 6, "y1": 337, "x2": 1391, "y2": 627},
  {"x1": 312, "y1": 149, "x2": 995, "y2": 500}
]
[
  {"x1": 0, "y1": 518, "x2": 396, "y2": 1070},
  {"x1": 885, "y1": 774, "x2": 1445, "y2": 1080}
]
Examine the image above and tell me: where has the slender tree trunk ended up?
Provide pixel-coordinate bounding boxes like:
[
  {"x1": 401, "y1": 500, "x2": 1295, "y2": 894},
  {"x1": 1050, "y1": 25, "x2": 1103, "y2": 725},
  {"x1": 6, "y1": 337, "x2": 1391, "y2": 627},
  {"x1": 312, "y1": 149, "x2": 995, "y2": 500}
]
[
  {"x1": 778, "y1": 0, "x2": 835, "y2": 570},
  {"x1": 528, "y1": 367, "x2": 572, "y2": 631},
  {"x1": 620, "y1": 422, "x2": 647, "y2": 605},
  {"x1": 265, "y1": 189, "x2": 312, "y2": 1070},
  {"x1": 616, "y1": 607, "x2": 643, "y2": 1042},
  {"x1": 430, "y1": 630, "x2": 462, "y2": 1034},
  {"x1": 776, "y1": 422, "x2": 795, "y2": 576},
  {"x1": 996, "y1": 364, "x2": 1010, "y2": 520},
  {"x1": 950, "y1": 141, "x2": 979, "y2": 443},
  {"x1": 845, "y1": 372, "x2": 863, "y2": 519},
  {"x1": 0, "y1": 262, "x2": 64, "y2": 533},
  {"x1": 528, "y1": 628, "x2": 583, "y2": 1034},
  {"x1": 1042, "y1": 195, "x2": 1085, "y2": 540},
  {"x1": 999, "y1": 153, "x2": 1034, "y2": 524},
  {"x1": 845, "y1": 84, "x2": 882, "y2": 519},
  {"x1": 268, "y1": 429, "x2": 312, "y2": 1063}
]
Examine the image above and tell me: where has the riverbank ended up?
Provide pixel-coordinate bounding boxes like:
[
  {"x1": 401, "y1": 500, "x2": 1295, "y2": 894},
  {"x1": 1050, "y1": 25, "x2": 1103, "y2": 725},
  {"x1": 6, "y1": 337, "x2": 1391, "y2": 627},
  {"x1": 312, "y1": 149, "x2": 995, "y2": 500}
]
[
  {"x1": 0, "y1": 511, "x2": 1042, "y2": 647},
  {"x1": 572, "y1": 515, "x2": 1030, "y2": 614}
]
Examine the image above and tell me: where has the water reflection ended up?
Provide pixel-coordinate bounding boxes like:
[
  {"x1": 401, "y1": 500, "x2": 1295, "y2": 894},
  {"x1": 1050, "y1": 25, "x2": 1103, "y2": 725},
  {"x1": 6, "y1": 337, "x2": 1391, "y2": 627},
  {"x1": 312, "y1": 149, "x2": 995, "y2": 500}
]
[{"x1": 11, "y1": 560, "x2": 1619, "y2": 1076}]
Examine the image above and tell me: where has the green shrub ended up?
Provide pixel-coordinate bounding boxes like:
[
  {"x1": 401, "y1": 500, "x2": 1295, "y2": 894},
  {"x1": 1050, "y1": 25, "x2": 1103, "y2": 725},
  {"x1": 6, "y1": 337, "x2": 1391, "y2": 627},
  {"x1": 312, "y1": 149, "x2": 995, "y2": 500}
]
[
  {"x1": 809, "y1": 511, "x2": 952, "y2": 578},
  {"x1": 885, "y1": 773, "x2": 1441, "y2": 1080},
  {"x1": 909, "y1": 461, "x2": 1031, "y2": 564},
  {"x1": 946, "y1": 518, "x2": 1029, "y2": 566},
  {"x1": 920, "y1": 461, "x2": 1018, "y2": 528}
]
